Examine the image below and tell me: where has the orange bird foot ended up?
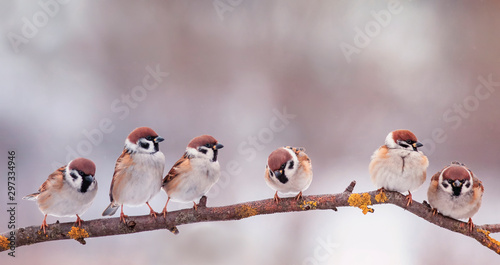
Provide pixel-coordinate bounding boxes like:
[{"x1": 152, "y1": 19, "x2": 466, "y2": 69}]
[
  {"x1": 294, "y1": 191, "x2": 303, "y2": 201},
  {"x1": 41, "y1": 214, "x2": 48, "y2": 234},
  {"x1": 467, "y1": 218, "x2": 475, "y2": 233},
  {"x1": 146, "y1": 202, "x2": 158, "y2": 218},
  {"x1": 405, "y1": 191, "x2": 413, "y2": 207},
  {"x1": 273, "y1": 191, "x2": 281, "y2": 204},
  {"x1": 432, "y1": 208, "x2": 438, "y2": 216},
  {"x1": 119, "y1": 205, "x2": 128, "y2": 224},
  {"x1": 75, "y1": 214, "x2": 84, "y2": 227}
]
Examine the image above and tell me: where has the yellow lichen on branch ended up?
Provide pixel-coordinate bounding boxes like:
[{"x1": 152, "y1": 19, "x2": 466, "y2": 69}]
[
  {"x1": 478, "y1": 229, "x2": 500, "y2": 253},
  {"x1": 375, "y1": 190, "x2": 388, "y2": 203},
  {"x1": 348, "y1": 193, "x2": 374, "y2": 215},
  {"x1": 3, "y1": 183, "x2": 500, "y2": 256},
  {"x1": 0, "y1": 235, "x2": 9, "y2": 250},
  {"x1": 300, "y1": 200, "x2": 317, "y2": 210},
  {"x1": 68, "y1": 227, "x2": 89, "y2": 242},
  {"x1": 236, "y1": 205, "x2": 258, "y2": 218}
]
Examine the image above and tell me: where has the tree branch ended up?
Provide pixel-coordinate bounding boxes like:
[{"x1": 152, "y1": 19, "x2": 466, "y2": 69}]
[{"x1": 1, "y1": 181, "x2": 499, "y2": 254}]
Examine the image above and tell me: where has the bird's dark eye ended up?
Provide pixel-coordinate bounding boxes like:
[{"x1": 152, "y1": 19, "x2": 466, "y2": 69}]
[
  {"x1": 205, "y1": 143, "x2": 212, "y2": 148},
  {"x1": 448, "y1": 180, "x2": 454, "y2": 184},
  {"x1": 78, "y1": 170, "x2": 85, "y2": 176},
  {"x1": 280, "y1": 163, "x2": 286, "y2": 170},
  {"x1": 406, "y1": 140, "x2": 413, "y2": 144},
  {"x1": 140, "y1": 142, "x2": 150, "y2": 149},
  {"x1": 146, "y1": 136, "x2": 154, "y2": 141}
]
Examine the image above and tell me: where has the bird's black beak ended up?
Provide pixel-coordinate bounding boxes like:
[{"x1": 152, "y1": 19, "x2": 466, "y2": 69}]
[
  {"x1": 273, "y1": 170, "x2": 283, "y2": 179},
  {"x1": 452, "y1": 180, "x2": 462, "y2": 188},
  {"x1": 84, "y1": 175, "x2": 94, "y2": 183},
  {"x1": 412, "y1": 141, "x2": 423, "y2": 151},
  {"x1": 213, "y1": 143, "x2": 224, "y2": 150},
  {"x1": 154, "y1": 136, "x2": 164, "y2": 143}
]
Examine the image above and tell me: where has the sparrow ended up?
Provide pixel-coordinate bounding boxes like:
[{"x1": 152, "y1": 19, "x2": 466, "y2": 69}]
[
  {"x1": 23, "y1": 158, "x2": 98, "y2": 234},
  {"x1": 162, "y1": 135, "x2": 223, "y2": 216},
  {"x1": 265, "y1": 146, "x2": 313, "y2": 203},
  {"x1": 102, "y1": 127, "x2": 165, "y2": 223},
  {"x1": 369, "y1": 129, "x2": 429, "y2": 206},
  {"x1": 427, "y1": 162, "x2": 484, "y2": 231}
]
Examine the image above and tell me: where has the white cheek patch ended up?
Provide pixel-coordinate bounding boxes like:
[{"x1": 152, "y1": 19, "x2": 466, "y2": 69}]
[
  {"x1": 186, "y1": 147, "x2": 212, "y2": 159},
  {"x1": 440, "y1": 181, "x2": 453, "y2": 193},
  {"x1": 462, "y1": 177, "x2": 473, "y2": 193},
  {"x1": 283, "y1": 148, "x2": 299, "y2": 176},
  {"x1": 465, "y1": 169, "x2": 473, "y2": 191},
  {"x1": 65, "y1": 169, "x2": 83, "y2": 190},
  {"x1": 146, "y1": 140, "x2": 156, "y2": 153},
  {"x1": 202, "y1": 147, "x2": 215, "y2": 159},
  {"x1": 463, "y1": 180, "x2": 472, "y2": 191},
  {"x1": 135, "y1": 139, "x2": 157, "y2": 153}
]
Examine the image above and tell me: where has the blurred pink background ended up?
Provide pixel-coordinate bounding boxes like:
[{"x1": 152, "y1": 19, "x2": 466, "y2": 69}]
[{"x1": 1, "y1": 1, "x2": 500, "y2": 264}]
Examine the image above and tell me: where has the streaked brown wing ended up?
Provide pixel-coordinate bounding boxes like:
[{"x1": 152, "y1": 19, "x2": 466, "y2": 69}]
[
  {"x1": 472, "y1": 176, "x2": 484, "y2": 192},
  {"x1": 38, "y1": 166, "x2": 66, "y2": 194},
  {"x1": 163, "y1": 153, "x2": 191, "y2": 185},
  {"x1": 109, "y1": 149, "x2": 134, "y2": 202},
  {"x1": 430, "y1": 170, "x2": 441, "y2": 182}
]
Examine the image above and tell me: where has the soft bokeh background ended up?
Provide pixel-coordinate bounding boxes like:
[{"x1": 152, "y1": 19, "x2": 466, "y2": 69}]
[{"x1": 1, "y1": 1, "x2": 500, "y2": 264}]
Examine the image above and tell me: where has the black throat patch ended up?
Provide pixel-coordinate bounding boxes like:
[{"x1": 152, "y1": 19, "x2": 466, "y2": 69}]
[
  {"x1": 212, "y1": 149, "x2": 218, "y2": 162},
  {"x1": 276, "y1": 173, "x2": 289, "y2": 184},
  {"x1": 452, "y1": 186, "x2": 462, "y2": 197},
  {"x1": 80, "y1": 175, "x2": 92, "y2": 193}
]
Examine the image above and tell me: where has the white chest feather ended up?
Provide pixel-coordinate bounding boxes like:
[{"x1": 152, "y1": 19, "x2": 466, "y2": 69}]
[
  {"x1": 115, "y1": 151, "x2": 165, "y2": 206},
  {"x1": 40, "y1": 182, "x2": 98, "y2": 217},
  {"x1": 429, "y1": 189, "x2": 480, "y2": 220},
  {"x1": 168, "y1": 158, "x2": 221, "y2": 203},
  {"x1": 265, "y1": 166, "x2": 313, "y2": 195},
  {"x1": 370, "y1": 148, "x2": 428, "y2": 192}
]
